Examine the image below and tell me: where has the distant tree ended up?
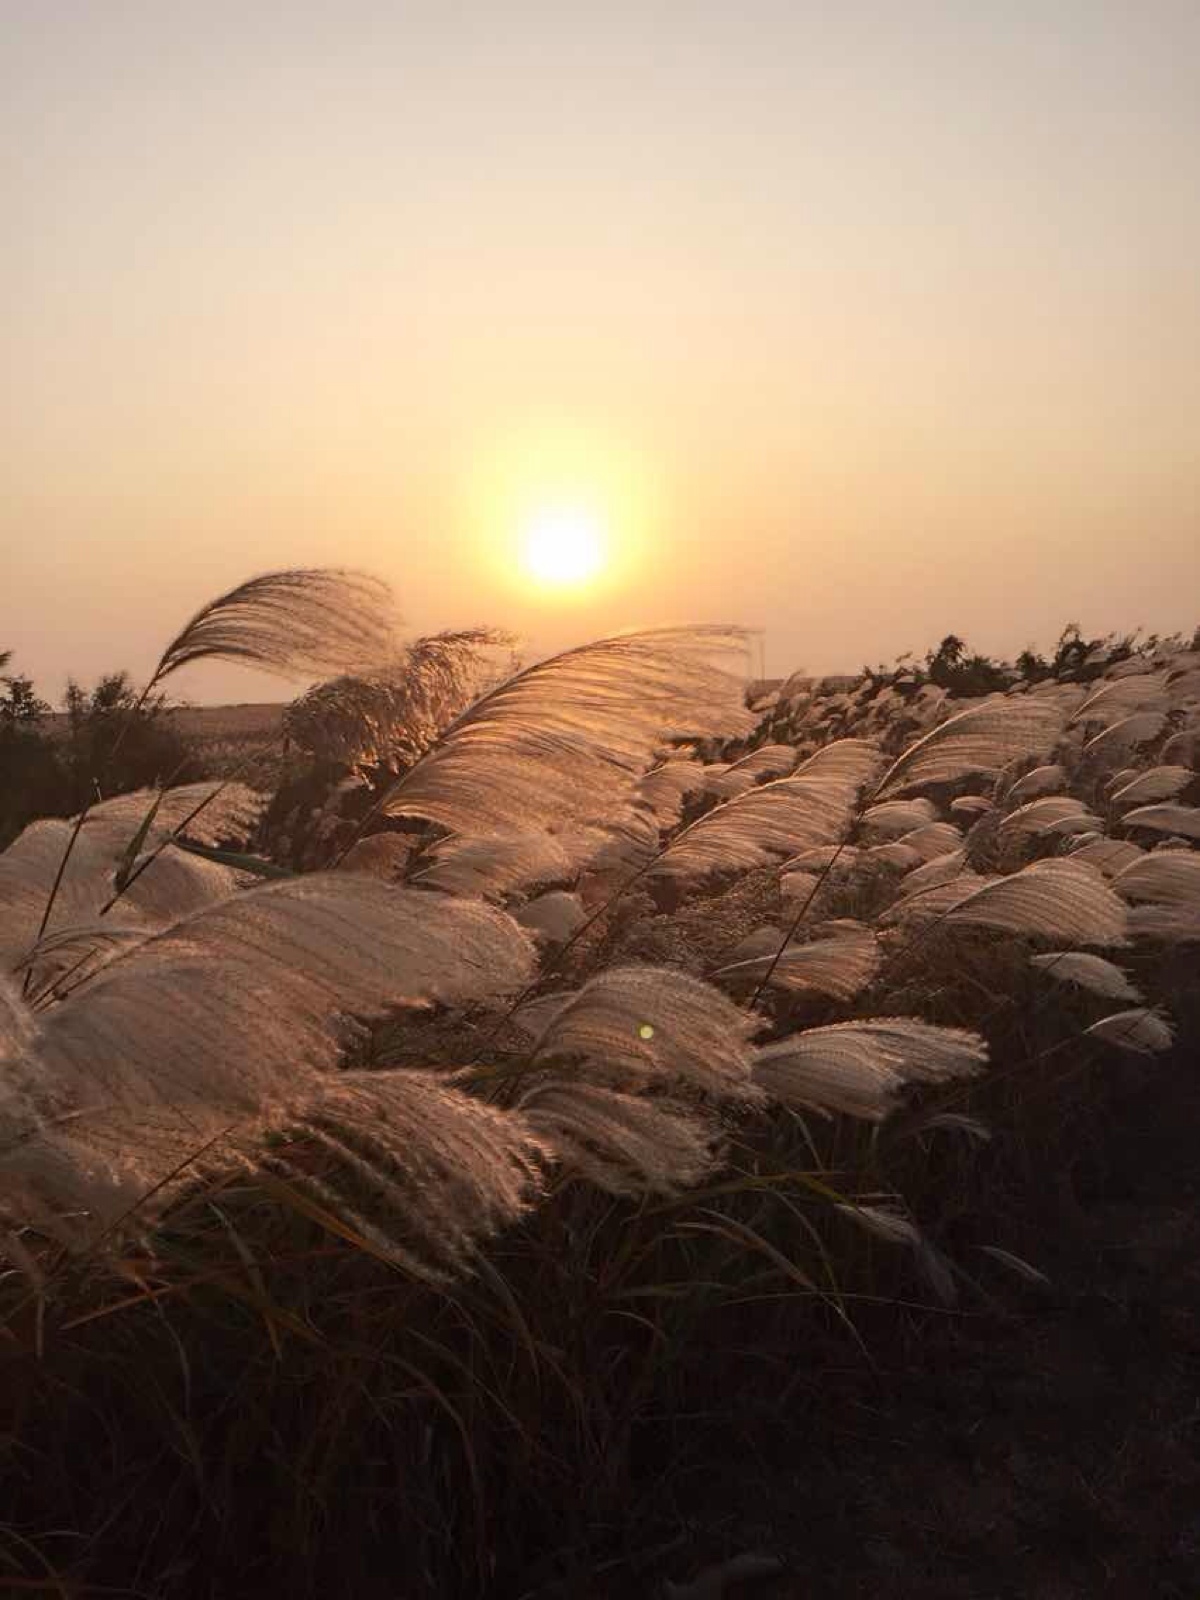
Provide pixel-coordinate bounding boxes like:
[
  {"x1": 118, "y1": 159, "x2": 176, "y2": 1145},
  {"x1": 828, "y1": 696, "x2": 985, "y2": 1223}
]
[
  {"x1": 1050, "y1": 623, "x2": 1091, "y2": 677},
  {"x1": 0, "y1": 672, "x2": 50, "y2": 726},
  {"x1": 1016, "y1": 647, "x2": 1050, "y2": 684},
  {"x1": 0, "y1": 650, "x2": 61, "y2": 846},
  {"x1": 925, "y1": 635, "x2": 1007, "y2": 696},
  {"x1": 1, "y1": 647, "x2": 50, "y2": 726},
  {"x1": 928, "y1": 634, "x2": 966, "y2": 674},
  {"x1": 61, "y1": 672, "x2": 199, "y2": 810}
]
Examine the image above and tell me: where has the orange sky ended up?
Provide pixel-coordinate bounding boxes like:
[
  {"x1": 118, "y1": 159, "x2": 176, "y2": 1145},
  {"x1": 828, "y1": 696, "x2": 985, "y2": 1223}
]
[{"x1": 3, "y1": 2, "x2": 1198, "y2": 704}]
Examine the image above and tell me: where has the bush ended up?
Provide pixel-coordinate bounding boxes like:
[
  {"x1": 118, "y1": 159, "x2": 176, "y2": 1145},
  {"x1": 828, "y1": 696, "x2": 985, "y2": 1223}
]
[
  {"x1": 0, "y1": 656, "x2": 203, "y2": 848},
  {"x1": 60, "y1": 672, "x2": 202, "y2": 810}
]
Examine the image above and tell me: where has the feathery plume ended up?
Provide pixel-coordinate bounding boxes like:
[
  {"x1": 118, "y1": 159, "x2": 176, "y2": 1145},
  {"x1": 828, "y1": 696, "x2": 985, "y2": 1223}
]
[
  {"x1": 834, "y1": 1202, "x2": 923, "y2": 1246},
  {"x1": 1072, "y1": 673, "x2": 1169, "y2": 727},
  {"x1": 868, "y1": 841, "x2": 923, "y2": 871},
  {"x1": 716, "y1": 925, "x2": 789, "y2": 966},
  {"x1": 13, "y1": 923, "x2": 148, "y2": 982},
  {"x1": 515, "y1": 891, "x2": 587, "y2": 943},
  {"x1": 510, "y1": 990, "x2": 576, "y2": 1039},
  {"x1": 1112, "y1": 851, "x2": 1200, "y2": 907},
  {"x1": 1007, "y1": 764, "x2": 1066, "y2": 802},
  {"x1": 715, "y1": 930, "x2": 880, "y2": 1000},
  {"x1": 528, "y1": 966, "x2": 762, "y2": 1103},
  {"x1": 519, "y1": 1080, "x2": 716, "y2": 1195},
  {"x1": 791, "y1": 738, "x2": 883, "y2": 787},
  {"x1": 862, "y1": 798, "x2": 938, "y2": 838},
  {"x1": 1121, "y1": 804, "x2": 1200, "y2": 840},
  {"x1": 1084, "y1": 1008, "x2": 1175, "y2": 1055},
  {"x1": 1110, "y1": 766, "x2": 1194, "y2": 807},
  {"x1": 977, "y1": 1245, "x2": 1050, "y2": 1286},
  {"x1": 783, "y1": 843, "x2": 863, "y2": 873},
  {"x1": 1, "y1": 821, "x2": 122, "y2": 966},
  {"x1": 1029, "y1": 952, "x2": 1143, "y2": 1002},
  {"x1": 584, "y1": 807, "x2": 664, "y2": 877},
  {"x1": 152, "y1": 569, "x2": 397, "y2": 685},
  {"x1": 999, "y1": 796, "x2": 1102, "y2": 843},
  {"x1": 209, "y1": 1069, "x2": 547, "y2": 1280},
  {"x1": 649, "y1": 740, "x2": 878, "y2": 882},
  {"x1": 754, "y1": 1018, "x2": 987, "y2": 1121},
  {"x1": 0, "y1": 817, "x2": 248, "y2": 972},
  {"x1": 382, "y1": 627, "x2": 753, "y2": 836},
  {"x1": 44, "y1": 880, "x2": 532, "y2": 1110},
  {"x1": 83, "y1": 783, "x2": 265, "y2": 850},
  {"x1": 409, "y1": 830, "x2": 578, "y2": 898},
  {"x1": 635, "y1": 760, "x2": 707, "y2": 823},
  {"x1": 898, "y1": 849, "x2": 968, "y2": 897},
  {"x1": 876, "y1": 697, "x2": 1065, "y2": 798},
  {"x1": 334, "y1": 833, "x2": 414, "y2": 879},
  {"x1": 1083, "y1": 712, "x2": 1167, "y2": 762},
  {"x1": 0, "y1": 972, "x2": 36, "y2": 1059},
  {"x1": 1127, "y1": 904, "x2": 1200, "y2": 942},
  {"x1": 650, "y1": 775, "x2": 853, "y2": 880},
  {"x1": 891, "y1": 821, "x2": 963, "y2": 862},
  {"x1": 1161, "y1": 726, "x2": 1200, "y2": 766},
  {"x1": 702, "y1": 744, "x2": 798, "y2": 798},
  {"x1": 949, "y1": 795, "x2": 995, "y2": 818},
  {"x1": 100, "y1": 846, "x2": 251, "y2": 928},
  {"x1": 284, "y1": 628, "x2": 510, "y2": 770},
  {"x1": 883, "y1": 859, "x2": 1128, "y2": 946},
  {"x1": 780, "y1": 869, "x2": 820, "y2": 908},
  {"x1": 837, "y1": 1202, "x2": 960, "y2": 1303},
  {"x1": 1067, "y1": 836, "x2": 1144, "y2": 876},
  {"x1": 0, "y1": 879, "x2": 538, "y2": 1238}
]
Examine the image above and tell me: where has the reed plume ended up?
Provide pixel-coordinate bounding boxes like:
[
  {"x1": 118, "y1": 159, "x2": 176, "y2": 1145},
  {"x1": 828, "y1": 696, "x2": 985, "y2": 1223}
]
[
  {"x1": 753, "y1": 1018, "x2": 987, "y2": 1121},
  {"x1": 1007, "y1": 764, "x2": 1066, "y2": 802},
  {"x1": 0, "y1": 879, "x2": 536, "y2": 1241},
  {"x1": 526, "y1": 966, "x2": 762, "y2": 1102},
  {"x1": 1028, "y1": 952, "x2": 1143, "y2": 1002},
  {"x1": 715, "y1": 929, "x2": 880, "y2": 1000},
  {"x1": 1109, "y1": 765, "x2": 1194, "y2": 807},
  {"x1": 1121, "y1": 803, "x2": 1200, "y2": 839},
  {"x1": 519, "y1": 1079, "x2": 716, "y2": 1195},
  {"x1": 1084, "y1": 1008, "x2": 1175, "y2": 1054},
  {"x1": 875, "y1": 698, "x2": 1065, "y2": 797},
  {"x1": 1112, "y1": 850, "x2": 1200, "y2": 907},
  {"x1": 151, "y1": 569, "x2": 397, "y2": 686},
  {"x1": 382, "y1": 627, "x2": 754, "y2": 836},
  {"x1": 649, "y1": 740, "x2": 879, "y2": 881},
  {"x1": 883, "y1": 858, "x2": 1128, "y2": 945}
]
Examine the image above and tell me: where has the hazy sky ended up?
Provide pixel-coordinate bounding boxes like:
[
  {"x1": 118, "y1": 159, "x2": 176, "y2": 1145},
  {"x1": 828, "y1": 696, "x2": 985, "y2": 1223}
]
[{"x1": 3, "y1": 1, "x2": 1198, "y2": 703}]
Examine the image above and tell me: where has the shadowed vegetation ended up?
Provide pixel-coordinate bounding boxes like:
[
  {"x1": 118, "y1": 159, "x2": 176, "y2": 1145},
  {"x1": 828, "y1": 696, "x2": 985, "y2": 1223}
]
[{"x1": 1, "y1": 574, "x2": 1198, "y2": 1597}]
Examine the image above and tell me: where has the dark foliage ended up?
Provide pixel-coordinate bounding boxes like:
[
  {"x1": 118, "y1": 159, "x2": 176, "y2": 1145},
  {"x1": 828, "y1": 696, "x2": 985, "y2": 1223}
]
[{"x1": 0, "y1": 656, "x2": 203, "y2": 848}]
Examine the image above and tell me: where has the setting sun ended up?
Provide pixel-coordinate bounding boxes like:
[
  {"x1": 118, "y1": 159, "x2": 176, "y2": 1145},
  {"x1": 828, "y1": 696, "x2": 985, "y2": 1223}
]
[
  {"x1": 521, "y1": 507, "x2": 606, "y2": 588},
  {"x1": 462, "y1": 423, "x2": 660, "y2": 612}
]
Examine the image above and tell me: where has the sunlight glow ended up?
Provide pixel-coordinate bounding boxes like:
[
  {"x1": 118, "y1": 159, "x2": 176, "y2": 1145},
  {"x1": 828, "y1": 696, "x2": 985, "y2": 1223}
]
[
  {"x1": 520, "y1": 506, "x2": 606, "y2": 589},
  {"x1": 462, "y1": 422, "x2": 664, "y2": 616}
]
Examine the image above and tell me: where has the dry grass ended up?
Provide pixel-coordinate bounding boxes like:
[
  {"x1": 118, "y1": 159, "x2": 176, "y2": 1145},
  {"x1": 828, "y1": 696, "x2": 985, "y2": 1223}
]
[{"x1": 0, "y1": 574, "x2": 1197, "y2": 1597}]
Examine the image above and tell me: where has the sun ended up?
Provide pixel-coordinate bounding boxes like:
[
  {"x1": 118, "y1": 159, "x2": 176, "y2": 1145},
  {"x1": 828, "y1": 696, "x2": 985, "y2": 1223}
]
[{"x1": 520, "y1": 506, "x2": 606, "y2": 589}]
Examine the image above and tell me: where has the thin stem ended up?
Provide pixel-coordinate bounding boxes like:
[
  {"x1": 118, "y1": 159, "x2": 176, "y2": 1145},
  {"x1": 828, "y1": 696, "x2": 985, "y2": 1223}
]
[
  {"x1": 469, "y1": 853, "x2": 660, "y2": 1059},
  {"x1": 98, "y1": 730, "x2": 279, "y2": 919},
  {"x1": 746, "y1": 835, "x2": 850, "y2": 1007},
  {"x1": 20, "y1": 677, "x2": 159, "y2": 994},
  {"x1": 21, "y1": 802, "x2": 93, "y2": 996},
  {"x1": 28, "y1": 735, "x2": 280, "y2": 1009}
]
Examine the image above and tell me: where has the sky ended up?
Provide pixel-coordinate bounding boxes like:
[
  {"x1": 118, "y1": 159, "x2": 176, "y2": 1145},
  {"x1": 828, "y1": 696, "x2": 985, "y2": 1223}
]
[{"x1": 3, "y1": 1, "x2": 1198, "y2": 704}]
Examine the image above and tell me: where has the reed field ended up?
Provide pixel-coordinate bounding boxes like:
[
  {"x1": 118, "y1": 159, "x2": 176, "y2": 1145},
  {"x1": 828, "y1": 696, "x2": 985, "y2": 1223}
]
[{"x1": 1, "y1": 570, "x2": 1198, "y2": 1598}]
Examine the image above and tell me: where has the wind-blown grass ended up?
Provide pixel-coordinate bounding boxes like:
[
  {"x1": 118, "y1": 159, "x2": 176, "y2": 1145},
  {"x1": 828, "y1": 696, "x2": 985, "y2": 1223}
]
[{"x1": 0, "y1": 569, "x2": 1194, "y2": 1599}]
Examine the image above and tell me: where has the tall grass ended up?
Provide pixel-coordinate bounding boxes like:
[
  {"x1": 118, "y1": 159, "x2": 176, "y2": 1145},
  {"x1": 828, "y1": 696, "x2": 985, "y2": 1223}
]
[{"x1": 0, "y1": 572, "x2": 1197, "y2": 1595}]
